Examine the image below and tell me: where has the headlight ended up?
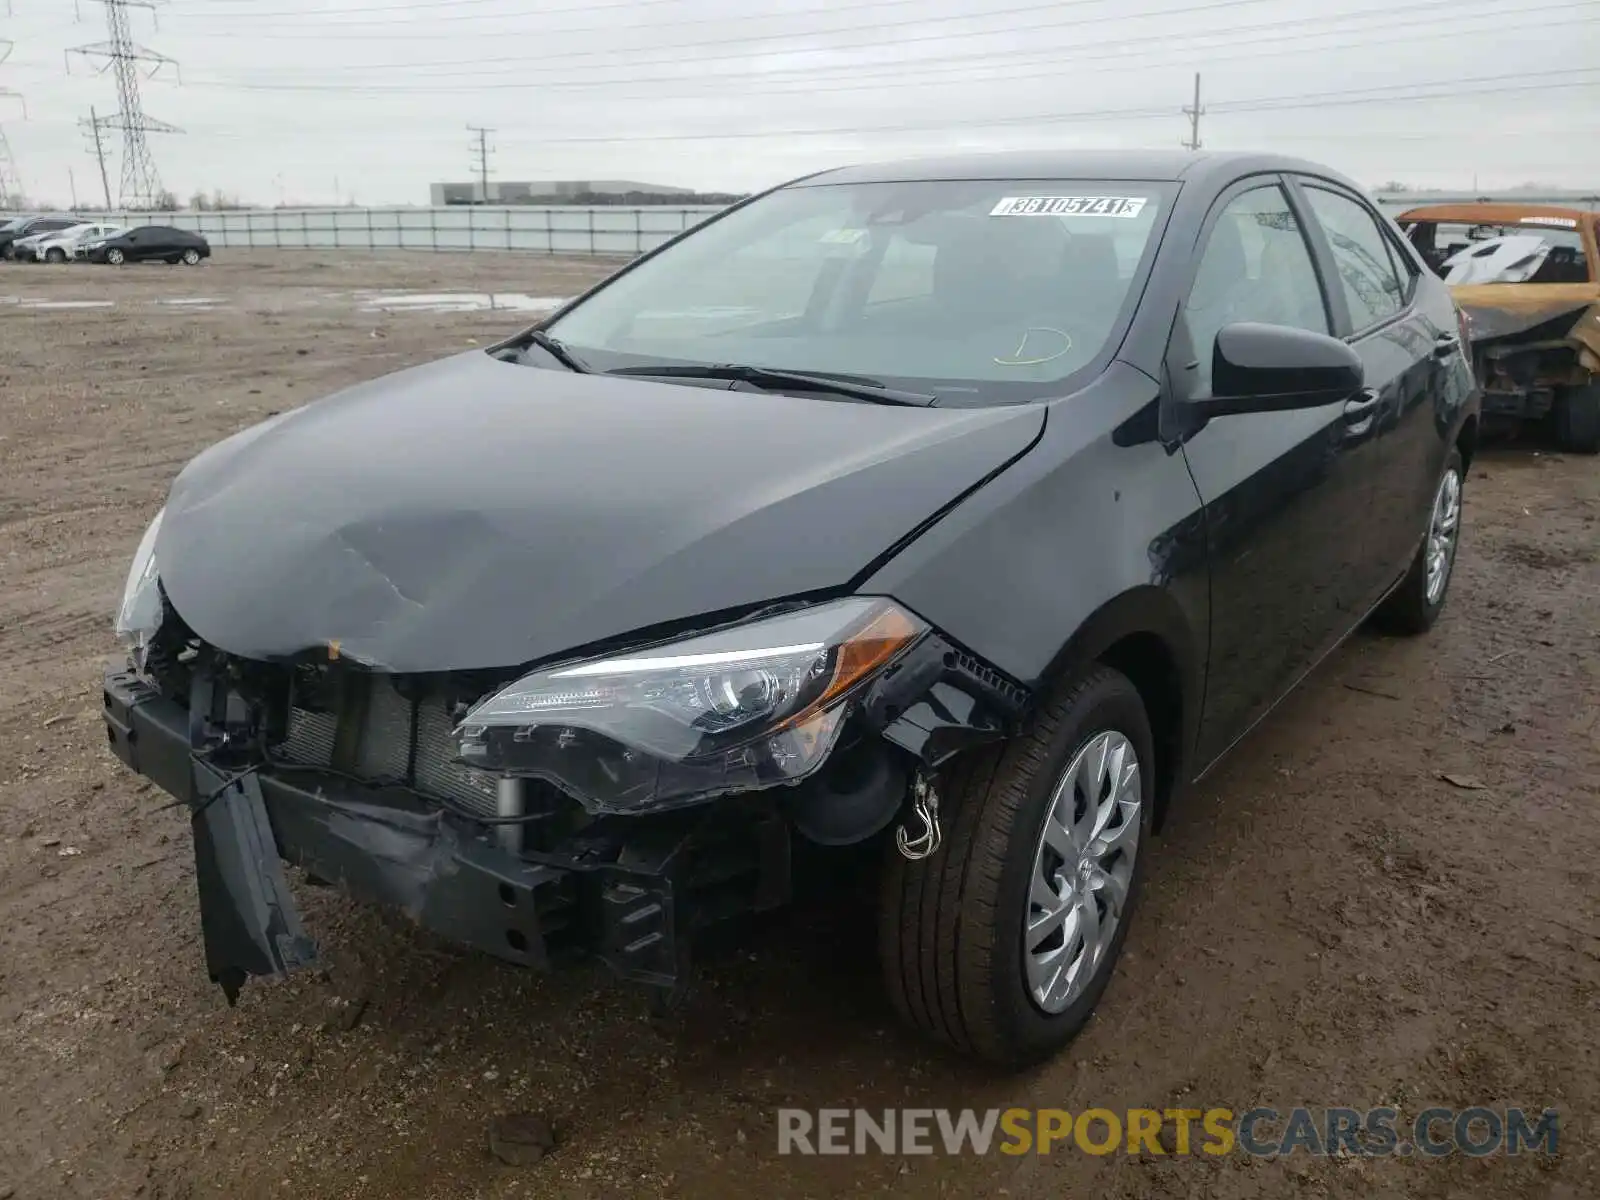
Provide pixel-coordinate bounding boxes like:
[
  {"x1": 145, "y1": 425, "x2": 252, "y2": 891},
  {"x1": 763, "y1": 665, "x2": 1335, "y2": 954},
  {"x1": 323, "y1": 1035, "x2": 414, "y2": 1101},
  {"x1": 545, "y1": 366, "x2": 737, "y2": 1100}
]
[
  {"x1": 114, "y1": 509, "x2": 165, "y2": 669},
  {"x1": 455, "y1": 597, "x2": 926, "y2": 813}
]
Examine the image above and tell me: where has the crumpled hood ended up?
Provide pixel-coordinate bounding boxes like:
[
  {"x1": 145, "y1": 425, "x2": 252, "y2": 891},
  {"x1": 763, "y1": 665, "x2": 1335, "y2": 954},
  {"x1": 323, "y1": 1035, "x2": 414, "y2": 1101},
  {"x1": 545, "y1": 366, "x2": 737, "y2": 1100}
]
[
  {"x1": 157, "y1": 351, "x2": 1043, "y2": 672},
  {"x1": 1453, "y1": 283, "x2": 1600, "y2": 365}
]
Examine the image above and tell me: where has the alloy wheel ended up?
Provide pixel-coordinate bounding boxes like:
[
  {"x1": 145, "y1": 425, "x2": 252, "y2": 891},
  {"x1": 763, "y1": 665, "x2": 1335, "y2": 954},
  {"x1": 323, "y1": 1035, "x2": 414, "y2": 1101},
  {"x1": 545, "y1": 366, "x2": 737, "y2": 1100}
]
[
  {"x1": 1024, "y1": 730, "x2": 1142, "y2": 1014},
  {"x1": 1425, "y1": 466, "x2": 1462, "y2": 605}
]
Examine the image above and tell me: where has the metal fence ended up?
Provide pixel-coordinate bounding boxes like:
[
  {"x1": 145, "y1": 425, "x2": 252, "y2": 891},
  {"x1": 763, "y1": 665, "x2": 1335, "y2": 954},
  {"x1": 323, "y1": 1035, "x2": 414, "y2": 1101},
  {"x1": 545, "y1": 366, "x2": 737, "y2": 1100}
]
[
  {"x1": 82, "y1": 205, "x2": 728, "y2": 255},
  {"x1": 43, "y1": 191, "x2": 1600, "y2": 258}
]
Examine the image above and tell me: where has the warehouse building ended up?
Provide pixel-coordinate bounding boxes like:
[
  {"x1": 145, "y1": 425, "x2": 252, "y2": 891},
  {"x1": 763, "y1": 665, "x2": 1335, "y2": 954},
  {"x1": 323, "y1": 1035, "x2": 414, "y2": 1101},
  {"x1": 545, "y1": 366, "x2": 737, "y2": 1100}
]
[{"x1": 430, "y1": 179, "x2": 699, "y2": 205}]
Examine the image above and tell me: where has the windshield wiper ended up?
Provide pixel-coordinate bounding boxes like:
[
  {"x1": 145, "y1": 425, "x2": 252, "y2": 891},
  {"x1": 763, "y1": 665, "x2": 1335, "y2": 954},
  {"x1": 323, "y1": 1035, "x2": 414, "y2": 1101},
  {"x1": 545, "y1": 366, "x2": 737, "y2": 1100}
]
[
  {"x1": 606, "y1": 362, "x2": 936, "y2": 407},
  {"x1": 520, "y1": 330, "x2": 590, "y2": 373}
]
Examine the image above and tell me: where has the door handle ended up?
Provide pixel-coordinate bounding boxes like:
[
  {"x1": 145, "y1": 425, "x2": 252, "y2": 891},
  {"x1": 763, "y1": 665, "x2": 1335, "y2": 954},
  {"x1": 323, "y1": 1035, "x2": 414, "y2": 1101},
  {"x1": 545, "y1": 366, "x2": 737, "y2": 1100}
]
[
  {"x1": 1432, "y1": 334, "x2": 1460, "y2": 359},
  {"x1": 1343, "y1": 388, "x2": 1382, "y2": 424}
]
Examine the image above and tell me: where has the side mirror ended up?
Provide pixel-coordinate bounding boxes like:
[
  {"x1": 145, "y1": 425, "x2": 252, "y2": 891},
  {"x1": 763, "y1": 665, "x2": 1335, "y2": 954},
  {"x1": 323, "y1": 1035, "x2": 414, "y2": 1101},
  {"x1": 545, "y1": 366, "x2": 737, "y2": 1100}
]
[{"x1": 1199, "y1": 322, "x2": 1364, "y2": 417}]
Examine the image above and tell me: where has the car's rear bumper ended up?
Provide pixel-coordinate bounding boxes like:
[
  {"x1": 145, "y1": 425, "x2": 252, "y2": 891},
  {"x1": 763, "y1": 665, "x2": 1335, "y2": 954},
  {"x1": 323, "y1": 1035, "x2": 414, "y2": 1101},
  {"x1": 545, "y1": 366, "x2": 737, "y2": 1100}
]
[{"x1": 103, "y1": 664, "x2": 788, "y2": 1001}]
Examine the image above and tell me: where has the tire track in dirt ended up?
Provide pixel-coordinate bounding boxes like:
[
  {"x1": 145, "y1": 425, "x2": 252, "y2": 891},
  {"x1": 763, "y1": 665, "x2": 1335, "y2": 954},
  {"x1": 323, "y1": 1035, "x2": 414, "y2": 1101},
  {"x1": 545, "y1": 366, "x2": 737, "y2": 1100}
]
[{"x1": 0, "y1": 253, "x2": 1594, "y2": 1200}]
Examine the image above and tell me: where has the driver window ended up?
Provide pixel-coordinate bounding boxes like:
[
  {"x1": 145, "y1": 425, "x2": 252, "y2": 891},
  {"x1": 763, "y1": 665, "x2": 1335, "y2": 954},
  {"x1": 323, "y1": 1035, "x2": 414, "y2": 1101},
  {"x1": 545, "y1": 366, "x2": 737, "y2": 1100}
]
[{"x1": 1183, "y1": 185, "x2": 1330, "y2": 393}]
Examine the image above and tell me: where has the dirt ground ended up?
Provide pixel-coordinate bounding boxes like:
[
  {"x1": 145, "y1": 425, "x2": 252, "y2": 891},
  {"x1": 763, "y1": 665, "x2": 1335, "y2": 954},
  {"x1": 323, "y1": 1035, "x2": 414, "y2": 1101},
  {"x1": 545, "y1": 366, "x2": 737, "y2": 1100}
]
[{"x1": 0, "y1": 250, "x2": 1596, "y2": 1200}]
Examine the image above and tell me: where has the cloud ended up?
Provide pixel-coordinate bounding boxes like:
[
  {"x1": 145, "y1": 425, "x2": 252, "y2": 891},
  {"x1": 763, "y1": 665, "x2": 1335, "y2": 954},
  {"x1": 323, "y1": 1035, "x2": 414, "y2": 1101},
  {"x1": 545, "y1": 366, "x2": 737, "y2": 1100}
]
[{"x1": 2, "y1": 0, "x2": 1595, "y2": 206}]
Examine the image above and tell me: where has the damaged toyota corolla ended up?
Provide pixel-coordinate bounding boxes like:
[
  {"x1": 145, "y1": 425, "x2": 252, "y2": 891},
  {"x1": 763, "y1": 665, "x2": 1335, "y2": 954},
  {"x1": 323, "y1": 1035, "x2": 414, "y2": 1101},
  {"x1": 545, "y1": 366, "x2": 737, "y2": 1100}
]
[{"x1": 104, "y1": 150, "x2": 1478, "y2": 1066}]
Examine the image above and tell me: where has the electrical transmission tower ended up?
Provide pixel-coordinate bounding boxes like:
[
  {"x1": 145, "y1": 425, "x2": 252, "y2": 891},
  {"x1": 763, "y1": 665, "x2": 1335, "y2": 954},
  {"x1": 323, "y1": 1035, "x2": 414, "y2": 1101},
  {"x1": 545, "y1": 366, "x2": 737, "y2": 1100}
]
[
  {"x1": 69, "y1": 0, "x2": 182, "y2": 208},
  {"x1": 0, "y1": 40, "x2": 25, "y2": 210},
  {"x1": 468, "y1": 124, "x2": 495, "y2": 203}
]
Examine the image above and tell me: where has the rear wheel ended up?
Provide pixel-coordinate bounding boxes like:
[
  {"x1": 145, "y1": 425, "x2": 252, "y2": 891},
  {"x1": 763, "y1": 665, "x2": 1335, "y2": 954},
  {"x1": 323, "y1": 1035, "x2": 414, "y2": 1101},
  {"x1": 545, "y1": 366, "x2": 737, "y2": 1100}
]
[
  {"x1": 1553, "y1": 383, "x2": 1600, "y2": 454},
  {"x1": 1375, "y1": 448, "x2": 1463, "y2": 635},
  {"x1": 880, "y1": 665, "x2": 1153, "y2": 1066}
]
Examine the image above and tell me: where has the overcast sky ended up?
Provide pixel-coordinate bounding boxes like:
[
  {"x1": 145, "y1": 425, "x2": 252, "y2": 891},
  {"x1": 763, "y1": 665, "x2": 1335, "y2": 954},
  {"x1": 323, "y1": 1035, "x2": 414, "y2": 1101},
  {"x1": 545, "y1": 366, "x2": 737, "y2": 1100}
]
[{"x1": 2, "y1": 0, "x2": 1596, "y2": 207}]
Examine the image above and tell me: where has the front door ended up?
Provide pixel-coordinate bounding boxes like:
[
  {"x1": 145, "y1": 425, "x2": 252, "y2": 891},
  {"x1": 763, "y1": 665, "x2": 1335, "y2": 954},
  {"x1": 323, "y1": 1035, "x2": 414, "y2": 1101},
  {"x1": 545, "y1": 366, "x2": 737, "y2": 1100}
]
[
  {"x1": 1294, "y1": 180, "x2": 1460, "y2": 604},
  {"x1": 1173, "y1": 178, "x2": 1385, "y2": 766}
]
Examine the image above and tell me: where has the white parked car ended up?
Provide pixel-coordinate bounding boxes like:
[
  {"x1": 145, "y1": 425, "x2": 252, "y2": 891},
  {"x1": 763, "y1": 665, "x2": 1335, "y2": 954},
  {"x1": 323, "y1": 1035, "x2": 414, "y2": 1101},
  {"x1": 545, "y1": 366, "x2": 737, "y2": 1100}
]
[{"x1": 26, "y1": 222, "x2": 125, "y2": 263}]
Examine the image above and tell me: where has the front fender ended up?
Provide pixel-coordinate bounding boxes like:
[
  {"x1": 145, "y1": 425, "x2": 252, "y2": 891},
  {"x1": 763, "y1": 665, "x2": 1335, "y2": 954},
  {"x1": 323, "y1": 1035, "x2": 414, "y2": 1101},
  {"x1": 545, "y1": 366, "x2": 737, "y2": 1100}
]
[{"x1": 861, "y1": 363, "x2": 1210, "y2": 781}]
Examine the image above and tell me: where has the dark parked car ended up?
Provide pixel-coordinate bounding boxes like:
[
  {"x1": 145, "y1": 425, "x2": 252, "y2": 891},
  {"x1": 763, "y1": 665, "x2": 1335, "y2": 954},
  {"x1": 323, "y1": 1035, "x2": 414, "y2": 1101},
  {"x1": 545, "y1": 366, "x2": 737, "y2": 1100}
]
[
  {"x1": 104, "y1": 150, "x2": 1477, "y2": 1065},
  {"x1": 83, "y1": 225, "x2": 210, "y2": 266},
  {"x1": 0, "y1": 214, "x2": 80, "y2": 260}
]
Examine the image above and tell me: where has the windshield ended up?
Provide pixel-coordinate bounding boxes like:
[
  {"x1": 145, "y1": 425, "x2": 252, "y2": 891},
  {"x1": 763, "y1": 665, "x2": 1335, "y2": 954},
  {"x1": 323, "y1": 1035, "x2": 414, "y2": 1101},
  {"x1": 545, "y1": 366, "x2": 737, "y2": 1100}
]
[
  {"x1": 1405, "y1": 219, "x2": 1591, "y2": 284},
  {"x1": 544, "y1": 178, "x2": 1174, "y2": 404}
]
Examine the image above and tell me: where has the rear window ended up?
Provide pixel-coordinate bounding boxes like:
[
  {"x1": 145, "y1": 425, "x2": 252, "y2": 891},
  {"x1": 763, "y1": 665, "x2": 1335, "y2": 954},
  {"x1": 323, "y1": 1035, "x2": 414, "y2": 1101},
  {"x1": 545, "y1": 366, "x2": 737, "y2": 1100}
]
[{"x1": 1405, "y1": 219, "x2": 1590, "y2": 284}]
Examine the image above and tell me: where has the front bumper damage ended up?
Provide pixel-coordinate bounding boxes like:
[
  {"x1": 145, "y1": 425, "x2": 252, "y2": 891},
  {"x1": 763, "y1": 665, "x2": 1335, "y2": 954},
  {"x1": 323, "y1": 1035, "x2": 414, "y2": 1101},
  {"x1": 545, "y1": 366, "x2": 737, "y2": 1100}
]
[
  {"x1": 1456, "y1": 287, "x2": 1600, "y2": 422},
  {"x1": 103, "y1": 602, "x2": 1027, "y2": 1004},
  {"x1": 104, "y1": 666, "x2": 791, "y2": 1003}
]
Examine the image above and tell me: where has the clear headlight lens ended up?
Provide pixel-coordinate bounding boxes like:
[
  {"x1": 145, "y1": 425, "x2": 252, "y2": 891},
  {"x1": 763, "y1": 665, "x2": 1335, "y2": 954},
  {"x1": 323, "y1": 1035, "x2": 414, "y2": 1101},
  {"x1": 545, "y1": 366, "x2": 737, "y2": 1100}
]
[
  {"x1": 455, "y1": 597, "x2": 926, "y2": 813},
  {"x1": 114, "y1": 509, "x2": 165, "y2": 669}
]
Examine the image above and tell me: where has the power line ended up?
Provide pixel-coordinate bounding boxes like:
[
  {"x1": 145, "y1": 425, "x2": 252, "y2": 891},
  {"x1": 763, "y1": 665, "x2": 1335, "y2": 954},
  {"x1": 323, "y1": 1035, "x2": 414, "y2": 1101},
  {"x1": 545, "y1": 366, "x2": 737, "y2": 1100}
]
[
  {"x1": 172, "y1": 0, "x2": 1273, "y2": 62},
  {"x1": 167, "y1": 0, "x2": 1116, "y2": 27},
  {"x1": 168, "y1": 0, "x2": 1591, "y2": 90},
  {"x1": 68, "y1": 0, "x2": 183, "y2": 207},
  {"x1": 67, "y1": 71, "x2": 1600, "y2": 147}
]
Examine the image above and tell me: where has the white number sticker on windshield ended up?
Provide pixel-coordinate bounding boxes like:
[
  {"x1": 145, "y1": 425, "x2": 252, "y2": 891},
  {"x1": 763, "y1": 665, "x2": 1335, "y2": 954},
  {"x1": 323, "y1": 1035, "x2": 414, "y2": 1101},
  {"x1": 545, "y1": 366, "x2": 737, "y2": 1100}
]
[
  {"x1": 1519, "y1": 216, "x2": 1578, "y2": 229},
  {"x1": 990, "y1": 196, "x2": 1148, "y2": 219}
]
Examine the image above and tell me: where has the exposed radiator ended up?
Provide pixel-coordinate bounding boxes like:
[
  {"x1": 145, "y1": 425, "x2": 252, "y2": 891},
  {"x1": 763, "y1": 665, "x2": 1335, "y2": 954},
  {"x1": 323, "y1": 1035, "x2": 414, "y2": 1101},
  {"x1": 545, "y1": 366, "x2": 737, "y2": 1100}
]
[{"x1": 275, "y1": 674, "x2": 502, "y2": 817}]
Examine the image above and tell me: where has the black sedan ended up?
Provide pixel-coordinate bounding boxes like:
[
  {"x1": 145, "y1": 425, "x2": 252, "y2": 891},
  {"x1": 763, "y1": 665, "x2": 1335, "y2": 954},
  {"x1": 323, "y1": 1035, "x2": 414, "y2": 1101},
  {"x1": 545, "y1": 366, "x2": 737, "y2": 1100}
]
[
  {"x1": 0, "y1": 214, "x2": 81, "y2": 260},
  {"x1": 83, "y1": 225, "x2": 210, "y2": 266},
  {"x1": 103, "y1": 149, "x2": 1477, "y2": 1065}
]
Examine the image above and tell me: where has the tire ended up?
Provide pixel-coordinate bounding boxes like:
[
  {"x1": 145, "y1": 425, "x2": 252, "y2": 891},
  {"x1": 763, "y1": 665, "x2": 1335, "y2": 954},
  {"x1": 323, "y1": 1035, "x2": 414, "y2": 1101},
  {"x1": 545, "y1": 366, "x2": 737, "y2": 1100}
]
[
  {"x1": 1553, "y1": 383, "x2": 1600, "y2": 455},
  {"x1": 181, "y1": 247, "x2": 202, "y2": 266},
  {"x1": 106, "y1": 248, "x2": 126, "y2": 266},
  {"x1": 880, "y1": 664, "x2": 1154, "y2": 1066},
  {"x1": 0, "y1": 244, "x2": 12, "y2": 261},
  {"x1": 1375, "y1": 448, "x2": 1464, "y2": 635},
  {"x1": 45, "y1": 248, "x2": 66, "y2": 264}
]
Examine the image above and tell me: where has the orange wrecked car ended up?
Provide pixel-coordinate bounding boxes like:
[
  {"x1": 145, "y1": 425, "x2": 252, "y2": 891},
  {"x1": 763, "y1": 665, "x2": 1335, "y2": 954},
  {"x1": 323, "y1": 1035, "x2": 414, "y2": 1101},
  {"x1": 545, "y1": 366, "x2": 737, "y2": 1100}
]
[{"x1": 1399, "y1": 203, "x2": 1599, "y2": 453}]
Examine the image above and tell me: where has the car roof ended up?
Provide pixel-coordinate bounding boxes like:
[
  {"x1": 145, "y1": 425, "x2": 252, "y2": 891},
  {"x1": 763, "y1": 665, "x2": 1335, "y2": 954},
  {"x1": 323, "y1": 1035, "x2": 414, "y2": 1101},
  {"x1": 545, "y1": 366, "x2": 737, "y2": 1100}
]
[
  {"x1": 1398, "y1": 203, "x2": 1595, "y2": 225},
  {"x1": 793, "y1": 148, "x2": 1364, "y2": 191}
]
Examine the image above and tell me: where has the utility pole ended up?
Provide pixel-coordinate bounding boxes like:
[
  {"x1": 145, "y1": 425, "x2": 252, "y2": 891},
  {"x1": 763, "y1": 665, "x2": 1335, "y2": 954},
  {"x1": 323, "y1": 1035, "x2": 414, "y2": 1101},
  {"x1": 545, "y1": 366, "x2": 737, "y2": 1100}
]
[
  {"x1": 1181, "y1": 72, "x2": 1204, "y2": 151},
  {"x1": 468, "y1": 124, "x2": 495, "y2": 203},
  {"x1": 68, "y1": 0, "x2": 183, "y2": 209},
  {"x1": 0, "y1": 40, "x2": 25, "y2": 210},
  {"x1": 82, "y1": 105, "x2": 115, "y2": 210}
]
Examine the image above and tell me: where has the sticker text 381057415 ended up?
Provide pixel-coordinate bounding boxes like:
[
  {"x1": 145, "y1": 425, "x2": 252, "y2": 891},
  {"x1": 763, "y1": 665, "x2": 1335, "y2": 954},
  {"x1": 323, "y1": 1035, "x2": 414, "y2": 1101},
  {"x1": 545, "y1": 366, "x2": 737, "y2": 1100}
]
[{"x1": 990, "y1": 196, "x2": 1148, "y2": 219}]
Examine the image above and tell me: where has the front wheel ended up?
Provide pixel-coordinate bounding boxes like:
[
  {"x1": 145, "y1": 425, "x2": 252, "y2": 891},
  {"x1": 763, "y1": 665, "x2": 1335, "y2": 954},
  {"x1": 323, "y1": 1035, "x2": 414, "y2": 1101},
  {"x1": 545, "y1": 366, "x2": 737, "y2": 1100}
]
[
  {"x1": 880, "y1": 665, "x2": 1153, "y2": 1066},
  {"x1": 1552, "y1": 383, "x2": 1600, "y2": 454},
  {"x1": 180, "y1": 247, "x2": 202, "y2": 266},
  {"x1": 105, "y1": 248, "x2": 126, "y2": 266},
  {"x1": 45, "y1": 248, "x2": 66, "y2": 264}
]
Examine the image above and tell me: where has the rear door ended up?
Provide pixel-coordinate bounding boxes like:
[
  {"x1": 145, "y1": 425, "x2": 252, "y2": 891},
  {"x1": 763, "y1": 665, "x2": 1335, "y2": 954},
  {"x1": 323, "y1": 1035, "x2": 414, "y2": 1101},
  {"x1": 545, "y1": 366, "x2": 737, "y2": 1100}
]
[
  {"x1": 1172, "y1": 177, "x2": 1383, "y2": 764},
  {"x1": 1292, "y1": 180, "x2": 1449, "y2": 608}
]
